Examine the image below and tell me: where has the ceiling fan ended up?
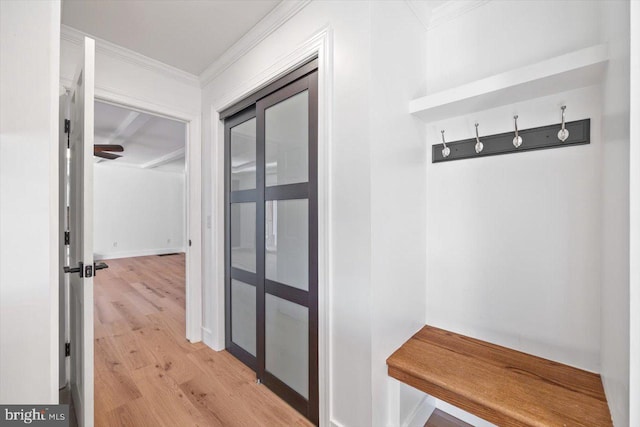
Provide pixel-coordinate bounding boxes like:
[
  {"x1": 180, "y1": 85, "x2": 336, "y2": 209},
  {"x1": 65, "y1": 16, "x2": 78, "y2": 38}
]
[{"x1": 94, "y1": 144, "x2": 124, "y2": 160}]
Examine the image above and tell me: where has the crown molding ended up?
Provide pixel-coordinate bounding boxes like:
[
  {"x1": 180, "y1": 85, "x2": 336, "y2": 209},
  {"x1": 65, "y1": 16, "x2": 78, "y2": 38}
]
[
  {"x1": 405, "y1": 0, "x2": 490, "y2": 32},
  {"x1": 199, "y1": 0, "x2": 311, "y2": 88},
  {"x1": 61, "y1": 25, "x2": 200, "y2": 88}
]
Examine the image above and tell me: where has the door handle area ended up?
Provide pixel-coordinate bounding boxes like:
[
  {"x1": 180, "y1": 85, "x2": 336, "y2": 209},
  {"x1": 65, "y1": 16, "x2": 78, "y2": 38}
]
[
  {"x1": 63, "y1": 261, "x2": 108, "y2": 278},
  {"x1": 64, "y1": 262, "x2": 84, "y2": 277},
  {"x1": 94, "y1": 261, "x2": 109, "y2": 272}
]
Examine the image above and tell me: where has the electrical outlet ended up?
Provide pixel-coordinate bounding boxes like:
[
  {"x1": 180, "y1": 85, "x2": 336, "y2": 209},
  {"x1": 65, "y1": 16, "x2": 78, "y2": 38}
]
[
  {"x1": 167, "y1": 238, "x2": 171, "y2": 244},
  {"x1": 113, "y1": 242, "x2": 118, "y2": 247}
]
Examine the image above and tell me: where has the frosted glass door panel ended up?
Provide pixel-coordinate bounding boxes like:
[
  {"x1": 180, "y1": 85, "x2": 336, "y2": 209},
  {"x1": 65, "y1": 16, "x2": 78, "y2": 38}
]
[
  {"x1": 265, "y1": 91, "x2": 308, "y2": 186},
  {"x1": 265, "y1": 294, "x2": 308, "y2": 398},
  {"x1": 231, "y1": 202, "x2": 256, "y2": 273},
  {"x1": 231, "y1": 279, "x2": 256, "y2": 356},
  {"x1": 265, "y1": 199, "x2": 308, "y2": 290},
  {"x1": 230, "y1": 118, "x2": 256, "y2": 191}
]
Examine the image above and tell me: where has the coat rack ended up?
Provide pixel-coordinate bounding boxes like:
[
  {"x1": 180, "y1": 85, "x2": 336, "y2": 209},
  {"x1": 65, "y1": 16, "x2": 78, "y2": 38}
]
[{"x1": 434, "y1": 106, "x2": 590, "y2": 163}]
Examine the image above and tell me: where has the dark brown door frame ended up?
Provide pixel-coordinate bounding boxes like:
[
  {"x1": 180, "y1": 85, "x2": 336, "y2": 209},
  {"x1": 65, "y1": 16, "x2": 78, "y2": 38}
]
[{"x1": 223, "y1": 60, "x2": 319, "y2": 425}]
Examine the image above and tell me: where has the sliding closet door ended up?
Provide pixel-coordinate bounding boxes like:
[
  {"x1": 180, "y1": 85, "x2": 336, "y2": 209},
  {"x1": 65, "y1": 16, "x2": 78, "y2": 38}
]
[
  {"x1": 225, "y1": 108, "x2": 258, "y2": 369},
  {"x1": 224, "y1": 62, "x2": 318, "y2": 425},
  {"x1": 258, "y1": 71, "x2": 318, "y2": 423}
]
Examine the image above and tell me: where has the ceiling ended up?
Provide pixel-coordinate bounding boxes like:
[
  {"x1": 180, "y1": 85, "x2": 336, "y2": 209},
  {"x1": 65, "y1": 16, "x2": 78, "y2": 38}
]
[
  {"x1": 62, "y1": 0, "x2": 281, "y2": 75},
  {"x1": 94, "y1": 101, "x2": 186, "y2": 173}
]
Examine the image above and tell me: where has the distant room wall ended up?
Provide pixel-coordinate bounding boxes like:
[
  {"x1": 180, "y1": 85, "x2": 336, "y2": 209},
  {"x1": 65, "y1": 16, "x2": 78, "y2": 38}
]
[{"x1": 93, "y1": 165, "x2": 186, "y2": 259}]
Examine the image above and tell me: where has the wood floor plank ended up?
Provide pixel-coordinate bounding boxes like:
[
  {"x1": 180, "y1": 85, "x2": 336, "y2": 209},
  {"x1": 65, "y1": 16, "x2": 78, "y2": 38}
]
[
  {"x1": 95, "y1": 254, "x2": 311, "y2": 426},
  {"x1": 94, "y1": 336, "x2": 143, "y2": 413},
  {"x1": 95, "y1": 296, "x2": 125, "y2": 324},
  {"x1": 131, "y1": 364, "x2": 211, "y2": 427},
  {"x1": 110, "y1": 298, "x2": 150, "y2": 331},
  {"x1": 425, "y1": 409, "x2": 472, "y2": 427}
]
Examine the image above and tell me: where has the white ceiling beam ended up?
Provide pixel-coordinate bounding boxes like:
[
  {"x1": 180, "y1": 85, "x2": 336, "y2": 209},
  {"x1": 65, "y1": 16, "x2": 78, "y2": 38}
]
[
  {"x1": 104, "y1": 110, "x2": 152, "y2": 146},
  {"x1": 140, "y1": 147, "x2": 185, "y2": 169}
]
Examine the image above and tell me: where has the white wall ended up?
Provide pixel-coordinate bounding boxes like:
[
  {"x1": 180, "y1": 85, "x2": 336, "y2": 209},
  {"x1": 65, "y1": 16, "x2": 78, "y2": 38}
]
[
  {"x1": 93, "y1": 165, "x2": 186, "y2": 259},
  {"x1": 0, "y1": 0, "x2": 60, "y2": 403},
  {"x1": 425, "y1": 86, "x2": 604, "y2": 371},
  {"x1": 600, "y1": 1, "x2": 631, "y2": 425},
  {"x1": 425, "y1": 0, "x2": 603, "y2": 373},
  {"x1": 369, "y1": 2, "x2": 427, "y2": 425}
]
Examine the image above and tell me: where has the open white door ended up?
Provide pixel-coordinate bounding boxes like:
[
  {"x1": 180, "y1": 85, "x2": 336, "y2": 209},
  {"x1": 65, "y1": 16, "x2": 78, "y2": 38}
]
[
  {"x1": 65, "y1": 36, "x2": 95, "y2": 427},
  {"x1": 59, "y1": 92, "x2": 69, "y2": 390}
]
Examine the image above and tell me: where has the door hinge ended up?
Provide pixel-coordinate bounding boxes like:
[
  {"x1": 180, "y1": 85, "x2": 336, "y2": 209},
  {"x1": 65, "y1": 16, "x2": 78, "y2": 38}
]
[
  {"x1": 65, "y1": 119, "x2": 70, "y2": 148},
  {"x1": 189, "y1": 239, "x2": 192, "y2": 247},
  {"x1": 65, "y1": 342, "x2": 70, "y2": 357},
  {"x1": 84, "y1": 264, "x2": 93, "y2": 278},
  {"x1": 64, "y1": 231, "x2": 70, "y2": 245}
]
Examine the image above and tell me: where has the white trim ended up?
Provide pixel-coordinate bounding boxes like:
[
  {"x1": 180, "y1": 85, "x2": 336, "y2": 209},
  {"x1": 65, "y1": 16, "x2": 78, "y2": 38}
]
[
  {"x1": 49, "y1": 0, "x2": 62, "y2": 403},
  {"x1": 410, "y1": 43, "x2": 608, "y2": 122},
  {"x1": 61, "y1": 25, "x2": 199, "y2": 87},
  {"x1": 201, "y1": 327, "x2": 220, "y2": 351},
  {"x1": 402, "y1": 396, "x2": 436, "y2": 427},
  {"x1": 185, "y1": 113, "x2": 203, "y2": 343},
  {"x1": 94, "y1": 248, "x2": 186, "y2": 260},
  {"x1": 387, "y1": 379, "x2": 436, "y2": 427},
  {"x1": 90, "y1": 89, "x2": 203, "y2": 344},
  {"x1": 630, "y1": 1, "x2": 640, "y2": 425},
  {"x1": 61, "y1": 76, "x2": 199, "y2": 120},
  {"x1": 209, "y1": 26, "x2": 333, "y2": 426},
  {"x1": 404, "y1": 0, "x2": 490, "y2": 32},
  {"x1": 198, "y1": 0, "x2": 311, "y2": 87}
]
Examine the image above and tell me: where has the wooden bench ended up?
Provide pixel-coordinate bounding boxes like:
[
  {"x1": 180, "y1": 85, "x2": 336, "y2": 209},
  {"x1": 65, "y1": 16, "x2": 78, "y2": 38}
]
[{"x1": 387, "y1": 325, "x2": 612, "y2": 426}]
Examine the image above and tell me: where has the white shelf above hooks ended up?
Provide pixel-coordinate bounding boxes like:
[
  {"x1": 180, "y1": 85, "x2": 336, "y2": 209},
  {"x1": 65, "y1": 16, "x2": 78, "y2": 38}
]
[{"x1": 410, "y1": 43, "x2": 609, "y2": 123}]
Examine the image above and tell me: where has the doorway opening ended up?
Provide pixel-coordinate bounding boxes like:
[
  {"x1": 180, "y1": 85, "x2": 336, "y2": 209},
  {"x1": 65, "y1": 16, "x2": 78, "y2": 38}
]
[{"x1": 91, "y1": 100, "x2": 189, "y2": 421}]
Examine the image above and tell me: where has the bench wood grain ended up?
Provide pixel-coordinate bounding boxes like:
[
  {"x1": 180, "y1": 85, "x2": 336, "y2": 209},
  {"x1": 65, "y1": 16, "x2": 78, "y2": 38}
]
[{"x1": 387, "y1": 325, "x2": 612, "y2": 427}]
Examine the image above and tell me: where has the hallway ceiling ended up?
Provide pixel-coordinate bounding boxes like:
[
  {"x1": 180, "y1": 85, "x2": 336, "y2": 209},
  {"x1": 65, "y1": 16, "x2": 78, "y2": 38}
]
[
  {"x1": 94, "y1": 101, "x2": 186, "y2": 173},
  {"x1": 62, "y1": 0, "x2": 281, "y2": 75}
]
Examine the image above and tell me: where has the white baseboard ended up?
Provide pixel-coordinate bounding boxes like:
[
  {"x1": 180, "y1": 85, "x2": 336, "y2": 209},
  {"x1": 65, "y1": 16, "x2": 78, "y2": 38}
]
[
  {"x1": 201, "y1": 327, "x2": 224, "y2": 351},
  {"x1": 403, "y1": 396, "x2": 436, "y2": 427},
  {"x1": 95, "y1": 247, "x2": 185, "y2": 260}
]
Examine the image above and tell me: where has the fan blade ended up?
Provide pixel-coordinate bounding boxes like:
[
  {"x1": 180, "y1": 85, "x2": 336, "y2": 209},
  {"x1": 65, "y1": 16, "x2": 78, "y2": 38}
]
[
  {"x1": 94, "y1": 144, "x2": 124, "y2": 152},
  {"x1": 94, "y1": 151, "x2": 122, "y2": 160}
]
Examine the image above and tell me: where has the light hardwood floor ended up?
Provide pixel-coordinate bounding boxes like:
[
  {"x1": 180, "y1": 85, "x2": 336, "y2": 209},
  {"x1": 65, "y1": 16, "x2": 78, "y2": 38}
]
[{"x1": 94, "y1": 254, "x2": 312, "y2": 427}]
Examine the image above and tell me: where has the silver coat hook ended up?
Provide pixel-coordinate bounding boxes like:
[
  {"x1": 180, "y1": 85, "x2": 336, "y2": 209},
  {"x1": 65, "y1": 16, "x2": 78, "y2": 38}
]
[
  {"x1": 440, "y1": 130, "x2": 450, "y2": 158},
  {"x1": 558, "y1": 106, "x2": 569, "y2": 142},
  {"x1": 474, "y1": 123, "x2": 483, "y2": 153},
  {"x1": 513, "y1": 115, "x2": 522, "y2": 148}
]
